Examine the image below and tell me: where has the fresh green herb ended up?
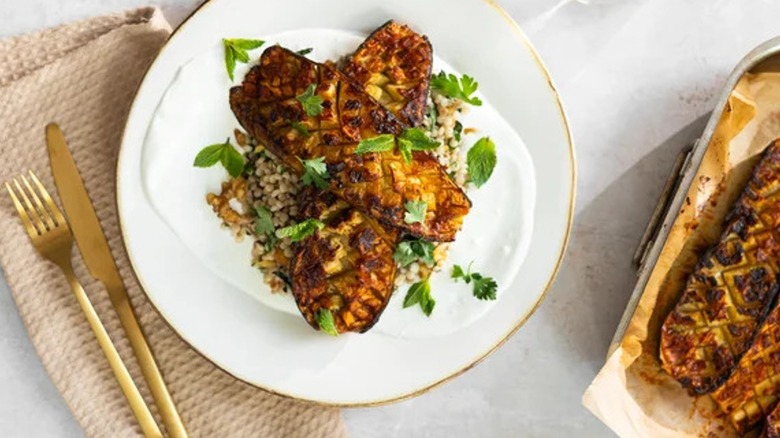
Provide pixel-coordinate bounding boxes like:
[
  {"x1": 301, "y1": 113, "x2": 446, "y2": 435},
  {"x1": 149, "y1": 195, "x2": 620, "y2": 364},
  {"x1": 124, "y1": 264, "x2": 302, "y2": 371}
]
[
  {"x1": 193, "y1": 138, "x2": 245, "y2": 177},
  {"x1": 398, "y1": 128, "x2": 440, "y2": 163},
  {"x1": 296, "y1": 84, "x2": 324, "y2": 117},
  {"x1": 453, "y1": 121, "x2": 463, "y2": 143},
  {"x1": 393, "y1": 239, "x2": 435, "y2": 267},
  {"x1": 276, "y1": 218, "x2": 325, "y2": 242},
  {"x1": 403, "y1": 278, "x2": 435, "y2": 316},
  {"x1": 431, "y1": 71, "x2": 482, "y2": 106},
  {"x1": 426, "y1": 104, "x2": 438, "y2": 133},
  {"x1": 451, "y1": 262, "x2": 498, "y2": 301},
  {"x1": 467, "y1": 137, "x2": 497, "y2": 188},
  {"x1": 223, "y1": 38, "x2": 265, "y2": 81},
  {"x1": 299, "y1": 157, "x2": 330, "y2": 189},
  {"x1": 315, "y1": 309, "x2": 338, "y2": 336},
  {"x1": 296, "y1": 47, "x2": 314, "y2": 56},
  {"x1": 291, "y1": 122, "x2": 311, "y2": 137},
  {"x1": 355, "y1": 134, "x2": 395, "y2": 155},
  {"x1": 254, "y1": 206, "x2": 277, "y2": 250},
  {"x1": 404, "y1": 200, "x2": 427, "y2": 224}
]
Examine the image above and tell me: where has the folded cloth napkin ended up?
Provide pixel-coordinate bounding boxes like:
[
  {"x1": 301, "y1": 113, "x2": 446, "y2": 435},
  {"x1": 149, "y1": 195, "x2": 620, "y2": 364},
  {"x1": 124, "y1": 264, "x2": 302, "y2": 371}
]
[{"x1": 0, "y1": 7, "x2": 345, "y2": 438}]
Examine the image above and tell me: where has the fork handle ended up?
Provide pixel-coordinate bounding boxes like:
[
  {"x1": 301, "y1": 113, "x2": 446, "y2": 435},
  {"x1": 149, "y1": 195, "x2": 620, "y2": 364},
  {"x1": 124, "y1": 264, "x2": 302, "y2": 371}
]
[
  {"x1": 104, "y1": 282, "x2": 188, "y2": 438},
  {"x1": 61, "y1": 264, "x2": 163, "y2": 438}
]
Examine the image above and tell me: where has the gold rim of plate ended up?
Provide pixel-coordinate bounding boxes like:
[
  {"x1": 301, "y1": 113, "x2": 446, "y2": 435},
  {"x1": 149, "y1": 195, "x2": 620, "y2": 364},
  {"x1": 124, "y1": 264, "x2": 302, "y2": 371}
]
[{"x1": 114, "y1": 0, "x2": 577, "y2": 408}]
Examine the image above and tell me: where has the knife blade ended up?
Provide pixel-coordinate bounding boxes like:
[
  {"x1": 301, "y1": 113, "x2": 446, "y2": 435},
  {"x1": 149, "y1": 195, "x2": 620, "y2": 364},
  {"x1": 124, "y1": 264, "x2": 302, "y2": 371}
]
[{"x1": 46, "y1": 123, "x2": 188, "y2": 438}]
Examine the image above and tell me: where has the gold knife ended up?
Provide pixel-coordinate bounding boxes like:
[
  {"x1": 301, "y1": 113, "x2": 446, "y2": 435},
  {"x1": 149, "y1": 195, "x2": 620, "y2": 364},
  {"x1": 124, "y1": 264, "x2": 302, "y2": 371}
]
[{"x1": 46, "y1": 123, "x2": 188, "y2": 438}]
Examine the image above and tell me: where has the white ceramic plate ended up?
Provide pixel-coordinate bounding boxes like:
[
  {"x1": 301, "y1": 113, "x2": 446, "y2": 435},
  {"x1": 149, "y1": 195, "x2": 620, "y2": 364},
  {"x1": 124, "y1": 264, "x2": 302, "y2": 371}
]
[{"x1": 118, "y1": 0, "x2": 574, "y2": 405}]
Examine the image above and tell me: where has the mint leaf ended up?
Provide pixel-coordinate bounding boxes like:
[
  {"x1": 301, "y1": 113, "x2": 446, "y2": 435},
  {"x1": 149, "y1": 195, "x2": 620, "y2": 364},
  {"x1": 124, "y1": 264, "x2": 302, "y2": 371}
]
[
  {"x1": 193, "y1": 143, "x2": 225, "y2": 167},
  {"x1": 193, "y1": 139, "x2": 244, "y2": 177},
  {"x1": 394, "y1": 239, "x2": 435, "y2": 267},
  {"x1": 296, "y1": 84, "x2": 324, "y2": 117},
  {"x1": 221, "y1": 144, "x2": 246, "y2": 177},
  {"x1": 467, "y1": 137, "x2": 497, "y2": 188},
  {"x1": 315, "y1": 308, "x2": 338, "y2": 336},
  {"x1": 223, "y1": 38, "x2": 265, "y2": 81},
  {"x1": 355, "y1": 134, "x2": 395, "y2": 155},
  {"x1": 254, "y1": 206, "x2": 277, "y2": 250},
  {"x1": 403, "y1": 278, "x2": 435, "y2": 316},
  {"x1": 291, "y1": 122, "x2": 310, "y2": 137},
  {"x1": 229, "y1": 38, "x2": 265, "y2": 51},
  {"x1": 299, "y1": 157, "x2": 330, "y2": 189},
  {"x1": 404, "y1": 200, "x2": 427, "y2": 225},
  {"x1": 397, "y1": 128, "x2": 440, "y2": 163},
  {"x1": 276, "y1": 218, "x2": 325, "y2": 242},
  {"x1": 431, "y1": 71, "x2": 483, "y2": 106}
]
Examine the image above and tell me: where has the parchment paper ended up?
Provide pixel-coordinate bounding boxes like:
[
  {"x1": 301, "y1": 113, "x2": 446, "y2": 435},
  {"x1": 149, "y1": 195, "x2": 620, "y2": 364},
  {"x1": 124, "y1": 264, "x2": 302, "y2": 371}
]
[{"x1": 583, "y1": 71, "x2": 780, "y2": 437}]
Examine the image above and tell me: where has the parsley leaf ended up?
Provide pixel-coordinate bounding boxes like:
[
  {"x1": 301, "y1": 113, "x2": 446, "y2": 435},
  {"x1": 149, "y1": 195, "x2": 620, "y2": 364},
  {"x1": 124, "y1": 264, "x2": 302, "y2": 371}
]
[
  {"x1": 193, "y1": 138, "x2": 245, "y2": 177},
  {"x1": 403, "y1": 278, "x2": 435, "y2": 316},
  {"x1": 223, "y1": 38, "x2": 265, "y2": 81},
  {"x1": 315, "y1": 308, "x2": 338, "y2": 336},
  {"x1": 355, "y1": 134, "x2": 395, "y2": 155},
  {"x1": 404, "y1": 200, "x2": 427, "y2": 224},
  {"x1": 296, "y1": 84, "x2": 324, "y2": 117},
  {"x1": 254, "y1": 206, "x2": 277, "y2": 250},
  {"x1": 453, "y1": 121, "x2": 463, "y2": 143},
  {"x1": 467, "y1": 137, "x2": 497, "y2": 188},
  {"x1": 451, "y1": 262, "x2": 498, "y2": 301},
  {"x1": 431, "y1": 71, "x2": 483, "y2": 106},
  {"x1": 276, "y1": 218, "x2": 325, "y2": 242},
  {"x1": 471, "y1": 273, "x2": 498, "y2": 301},
  {"x1": 296, "y1": 47, "x2": 313, "y2": 56},
  {"x1": 394, "y1": 239, "x2": 435, "y2": 267},
  {"x1": 291, "y1": 122, "x2": 310, "y2": 137},
  {"x1": 299, "y1": 157, "x2": 330, "y2": 189},
  {"x1": 398, "y1": 128, "x2": 440, "y2": 163}
]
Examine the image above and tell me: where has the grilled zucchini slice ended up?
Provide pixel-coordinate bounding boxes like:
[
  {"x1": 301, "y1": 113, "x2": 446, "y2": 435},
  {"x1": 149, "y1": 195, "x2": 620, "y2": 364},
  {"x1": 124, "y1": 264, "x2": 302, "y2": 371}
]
[
  {"x1": 660, "y1": 141, "x2": 780, "y2": 394},
  {"x1": 229, "y1": 46, "x2": 470, "y2": 242}
]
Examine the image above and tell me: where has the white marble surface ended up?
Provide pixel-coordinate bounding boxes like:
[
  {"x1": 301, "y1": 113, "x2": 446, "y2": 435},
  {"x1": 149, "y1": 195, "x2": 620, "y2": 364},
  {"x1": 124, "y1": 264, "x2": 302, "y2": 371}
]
[{"x1": 3, "y1": 0, "x2": 780, "y2": 436}]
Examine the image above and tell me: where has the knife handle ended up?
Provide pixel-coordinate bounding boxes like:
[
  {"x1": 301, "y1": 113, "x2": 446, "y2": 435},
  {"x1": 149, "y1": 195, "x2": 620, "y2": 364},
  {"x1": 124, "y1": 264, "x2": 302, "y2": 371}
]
[
  {"x1": 61, "y1": 264, "x2": 163, "y2": 438},
  {"x1": 106, "y1": 282, "x2": 189, "y2": 438}
]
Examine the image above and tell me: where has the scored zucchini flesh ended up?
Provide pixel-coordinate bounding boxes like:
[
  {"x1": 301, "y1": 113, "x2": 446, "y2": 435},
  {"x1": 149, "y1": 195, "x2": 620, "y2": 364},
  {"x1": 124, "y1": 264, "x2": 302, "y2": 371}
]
[{"x1": 660, "y1": 141, "x2": 780, "y2": 398}]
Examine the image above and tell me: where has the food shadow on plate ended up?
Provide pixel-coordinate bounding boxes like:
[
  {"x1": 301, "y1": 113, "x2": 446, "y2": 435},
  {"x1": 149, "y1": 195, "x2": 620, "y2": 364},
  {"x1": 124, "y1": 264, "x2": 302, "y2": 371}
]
[{"x1": 538, "y1": 113, "x2": 710, "y2": 370}]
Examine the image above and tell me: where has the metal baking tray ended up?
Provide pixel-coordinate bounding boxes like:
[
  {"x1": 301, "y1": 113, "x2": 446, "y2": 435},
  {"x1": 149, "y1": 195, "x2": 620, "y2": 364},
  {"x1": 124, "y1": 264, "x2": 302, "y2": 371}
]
[{"x1": 609, "y1": 35, "x2": 780, "y2": 350}]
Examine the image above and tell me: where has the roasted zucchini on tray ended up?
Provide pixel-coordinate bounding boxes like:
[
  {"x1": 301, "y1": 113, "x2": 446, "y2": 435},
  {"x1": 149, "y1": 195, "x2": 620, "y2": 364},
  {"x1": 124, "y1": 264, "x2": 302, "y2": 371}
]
[
  {"x1": 712, "y1": 303, "x2": 780, "y2": 433},
  {"x1": 661, "y1": 142, "x2": 780, "y2": 395}
]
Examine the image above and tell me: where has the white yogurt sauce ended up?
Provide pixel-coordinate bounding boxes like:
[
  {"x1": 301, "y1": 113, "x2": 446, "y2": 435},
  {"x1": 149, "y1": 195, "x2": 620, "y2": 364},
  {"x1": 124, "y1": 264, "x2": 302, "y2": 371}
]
[{"x1": 141, "y1": 28, "x2": 536, "y2": 338}]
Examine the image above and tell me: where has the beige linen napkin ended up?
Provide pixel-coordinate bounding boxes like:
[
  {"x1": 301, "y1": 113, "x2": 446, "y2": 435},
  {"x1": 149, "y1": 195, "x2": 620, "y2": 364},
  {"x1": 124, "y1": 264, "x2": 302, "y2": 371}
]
[{"x1": 0, "y1": 7, "x2": 345, "y2": 438}]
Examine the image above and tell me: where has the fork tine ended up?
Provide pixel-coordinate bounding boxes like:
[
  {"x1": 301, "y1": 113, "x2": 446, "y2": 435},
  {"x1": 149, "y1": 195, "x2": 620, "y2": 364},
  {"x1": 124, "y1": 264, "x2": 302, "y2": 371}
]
[
  {"x1": 5, "y1": 181, "x2": 42, "y2": 238},
  {"x1": 21, "y1": 173, "x2": 55, "y2": 230},
  {"x1": 12, "y1": 177, "x2": 46, "y2": 235},
  {"x1": 28, "y1": 171, "x2": 66, "y2": 226}
]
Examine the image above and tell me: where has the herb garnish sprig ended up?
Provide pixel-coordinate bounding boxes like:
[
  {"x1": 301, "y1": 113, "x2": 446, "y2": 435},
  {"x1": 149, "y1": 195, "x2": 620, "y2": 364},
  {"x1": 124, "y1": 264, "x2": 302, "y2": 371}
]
[
  {"x1": 193, "y1": 138, "x2": 245, "y2": 177},
  {"x1": 403, "y1": 278, "x2": 435, "y2": 316},
  {"x1": 276, "y1": 218, "x2": 325, "y2": 242},
  {"x1": 299, "y1": 157, "x2": 330, "y2": 189},
  {"x1": 223, "y1": 38, "x2": 265, "y2": 81},
  {"x1": 431, "y1": 71, "x2": 482, "y2": 106},
  {"x1": 296, "y1": 84, "x2": 324, "y2": 117},
  {"x1": 452, "y1": 262, "x2": 498, "y2": 301},
  {"x1": 467, "y1": 137, "x2": 497, "y2": 188}
]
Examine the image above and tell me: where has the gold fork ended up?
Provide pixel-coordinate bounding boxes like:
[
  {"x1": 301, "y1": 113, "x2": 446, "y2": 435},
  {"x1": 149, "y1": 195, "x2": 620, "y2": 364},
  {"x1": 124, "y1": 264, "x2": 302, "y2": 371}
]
[{"x1": 6, "y1": 171, "x2": 163, "y2": 438}]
